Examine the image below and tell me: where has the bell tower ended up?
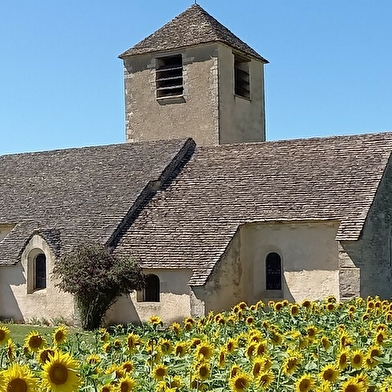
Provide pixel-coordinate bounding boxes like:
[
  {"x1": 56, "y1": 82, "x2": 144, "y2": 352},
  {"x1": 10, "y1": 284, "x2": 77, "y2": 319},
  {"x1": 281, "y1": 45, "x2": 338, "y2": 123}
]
[{"x1": 119, "y1": 4, "x2": 268, "y2": 146}]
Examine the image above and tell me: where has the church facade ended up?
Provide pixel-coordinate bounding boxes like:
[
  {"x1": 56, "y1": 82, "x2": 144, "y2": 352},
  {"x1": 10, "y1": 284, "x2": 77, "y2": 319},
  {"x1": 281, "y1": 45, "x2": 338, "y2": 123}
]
[{"x1": 1, "y1": 5, "x2": 392, "y2": 325}]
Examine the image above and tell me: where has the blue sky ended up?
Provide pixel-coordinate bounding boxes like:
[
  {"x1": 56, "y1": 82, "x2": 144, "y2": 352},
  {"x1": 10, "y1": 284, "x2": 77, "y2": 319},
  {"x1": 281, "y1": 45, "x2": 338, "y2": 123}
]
[{"x1": 1, "y1": 1, "x2": 392, "y2": 155}]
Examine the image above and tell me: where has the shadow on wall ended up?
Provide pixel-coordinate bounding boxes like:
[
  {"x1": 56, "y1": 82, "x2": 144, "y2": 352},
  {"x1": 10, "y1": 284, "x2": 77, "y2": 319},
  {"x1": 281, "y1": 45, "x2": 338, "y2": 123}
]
[
  {"x1": 0, "y1": 264, "x2": 25, "y2": 322},
  {"x1": 104, "y1": 293, "x2": 142, "y2": 326}
]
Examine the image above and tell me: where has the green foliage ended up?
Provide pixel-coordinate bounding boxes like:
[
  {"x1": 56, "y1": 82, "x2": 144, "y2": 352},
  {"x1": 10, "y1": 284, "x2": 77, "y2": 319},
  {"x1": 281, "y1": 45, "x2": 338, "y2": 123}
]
[{"x1": 53, "y1": 243, "x2": 145, "y2": 331}]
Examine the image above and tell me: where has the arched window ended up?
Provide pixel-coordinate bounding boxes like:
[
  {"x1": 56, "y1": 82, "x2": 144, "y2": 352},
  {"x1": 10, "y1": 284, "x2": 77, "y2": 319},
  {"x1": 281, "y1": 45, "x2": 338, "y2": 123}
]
[
  {"x1": 266, "y1": 252, "x2": 282, "y2": 290},
  {"x1": 35, "y1": 253, "x2": 46, "y2": 289},
  {"x1": 138, "y1": 274, "x2": 160, "y2": 302}
]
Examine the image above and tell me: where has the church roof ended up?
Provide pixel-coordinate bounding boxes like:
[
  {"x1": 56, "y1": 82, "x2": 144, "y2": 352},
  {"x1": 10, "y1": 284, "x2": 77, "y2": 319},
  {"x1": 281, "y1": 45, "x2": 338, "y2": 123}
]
[
  {"x1": 0, "y1": 138, "x2": 195, "y2": 265},
  {"x1": 114, "y1": 132, "x2": 392, "y2": 285},
  {"x1": 119, "y1": 4, "x2": 267, "y2": 61}
]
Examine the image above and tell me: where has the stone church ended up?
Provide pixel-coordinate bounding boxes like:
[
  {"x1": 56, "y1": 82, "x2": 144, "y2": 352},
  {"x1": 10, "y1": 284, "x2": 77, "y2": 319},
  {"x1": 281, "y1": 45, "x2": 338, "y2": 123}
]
[{"x1": 1, "y1": 4, "x2": 392, "y2": 325}]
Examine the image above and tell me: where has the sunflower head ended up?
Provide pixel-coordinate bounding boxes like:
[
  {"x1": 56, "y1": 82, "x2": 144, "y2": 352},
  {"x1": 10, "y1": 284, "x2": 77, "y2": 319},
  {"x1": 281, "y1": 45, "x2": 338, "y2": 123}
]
[
  {"x1": 319, "y1": 365, "x2": 339, "y2": 383},
  {"x1": 152, "y1": 364, "x2": 168, "y2": 381},
  {"x1": 258, "y1": 371, "x2": 274, "y2": 388},
  {"x1": 351, "y1": 350, "x2": 364, "y2": 369},
  {"x1": 196, "y1": 341, "x2": 214, "y2": 360},
  {"x1": 0, "y1": 325, "x2": 11, "y2": 345},
  {"x1": 24, "y1": 331, "x2": 46, "y2": 352},
  {"x1": 194, "y1": 361, "x2": 211, "y2": 380},
  {"x1": 53, "y1": 326, "x2": 67, "y2": 346},
  {"x1": 341, "y1": 376, "x2": 367, "y2": 392},
  {"x1": 296, "y1": 374, "x2": 315, "y2": 392},
  {"x1": 149, "y1": 316, "x2": 162, "y2": 327},
  {"x1": 229, "y1": 371, "x2": 251, "y2": 392},
  {"x1": 174, "y1": 341, "x2": 188, "y2": 357},
  {"x1": 1, "y1": 363, "x2": 38, "y2": 392},
  {"x1": 37, "y1": 348, "x2": 56, "y2": 364},
  {"x1": 337, "y1": 349, "x2": 350, "y2": 370},
  {"x1": 170, "y1": 322, "x2": 181, "y2": 335},
  {"x1": 118, "y1": 375, "x2": 136, "y2": 392},
  {"x1": 121, "y1": 361, "x2": 135, "y2": 373},
  {"x1": 6, "y1": 339, "x2": 16, "y2": 361},
  {"x1": 41, "y1": 350, "x2": 81, "y2": 392}
]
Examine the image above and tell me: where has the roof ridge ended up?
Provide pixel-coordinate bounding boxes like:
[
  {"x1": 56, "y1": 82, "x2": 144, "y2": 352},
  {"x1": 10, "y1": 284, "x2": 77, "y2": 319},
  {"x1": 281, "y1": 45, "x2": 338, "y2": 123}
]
[{"x1": 119, "y1": 4, "x2": 267, "y2": 61}]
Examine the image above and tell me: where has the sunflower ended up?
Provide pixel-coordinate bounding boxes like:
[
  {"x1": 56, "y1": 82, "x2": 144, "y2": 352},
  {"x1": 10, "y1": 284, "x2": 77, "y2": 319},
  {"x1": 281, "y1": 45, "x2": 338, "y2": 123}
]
[
  {"x1": 100, "y1": 385, "x2": 114, "y2": 392},
  {"x1": 295, "y1": 374, "x2": 314, "y2": 392},
  {"x1": 0, "y1": 325, "x2": 10, "y2": 345},
  {"x1": 169, "y1": 375, "x2": 183, "y2": 389},
  {"x1": 256, "y1": 340, "x2": 268, "y2": 356},
  {"x1": 196, "y1": 341, "x2": 214, "y2": 360},
  {"x1": 245, "y1": 343, "x2": 256, "y2": 359},
  {"x1": 301, "y1": 299, "x2": 312, "y2": 308},
  {"x1": 351, "y1": 350, "x2": 364, "y2": 369},
  {"x1": 24, "y1": 331, "x2": 46, "y2": 352},
  {"x1": 283, "y1": 351, "x2": 302, "y2": 375},
  {"x1": 6, "y1": 339, "x2": 16, "y2": 362},
  {"x1": 320, "y1": 336, "x2": 331, "y2": 350},
  {"x1": 41, "y1": 350, "x2": 81, "y2": 392},
  {"x1": 0, "y1": 363, "x2": 38, "y2": 392},
  {"x1": 340, "y1": 376, "x2": 367, "y2": 392},
  {"x1": 158, "y1": 339, "x2": 173, "y2": 355},
  {"x1": 121, "y1": 361, "x2": 134, "y2": 374},
  {"x1": 99, "y1": 328, "x2": 110, "y2": 343},
  {"x1": 252, "y1": 359, "x2": 264, "y2": 377},
  {"x1": 368, "y1": 344, "x2": 382, "y2": 359},
  {"x1": 105, "y1": 364, "x2": 124, "y2": 379},
  {"x1": 149, "y1": 316, "x2": 162, "y2": 326},
  {"x1": 37, "y1": 348, "x2": 56, "y2": 364},
  {"x1": 306, "y1": 325, "x2": 318, "y2": 340},
  {"x1": 230, "y1": 365, "x2": 241, "y2": 378},
  {"x1": 152, "y1": 364, "x2": 168, "y2": 381},
  {"x1": 87, "y1": 354, "x2": 101, "y2": 365},
  {"x1": 337, "y1": 349, "x2": 350, "y2": 370},
  {"x1": 118, "y1": 375, "x2": 136, "y2": 392},
  {"x1": 270, "y1": 331, "x2": 283, "y2": 345},
  {"x1": 194, "y1": 361, "x2": 211, "y2": 380},
  {"x1": 174, "y1": 341, "x2": 188, "y2": 357},
  {"x1": 257, "y1": 371, "x2": 274, "y2": 388},
  {"x1": 126, "y1": 333, "x2": 140, "y2": 352},
  {"x1": 170, "y1": 322, "x2": 181, "y2": 335},
  {"x1": 229, "y1": 371, "x2": 251, "y2": 392},
  {"x1": 375, "y1": 329, "x2": 387, "y2": 345},
  {"x1": 226, "y1": 338, "x2": 237, "y2": 353},
  {"x1": 290, "y1": 304, "x2": 300, "y2": 316},
  {"x1": 218, "y1": 349, "x2": 226, "y2": 367},
  {"x1": 53, "y1": 326, "x2": 67, "y2": 346},
  {"x1": 274, "y1": 302, "x2": 284, "y2": 311},
  {"x1": 319, "y1": 364, "x2": 339, "y2": 383}
]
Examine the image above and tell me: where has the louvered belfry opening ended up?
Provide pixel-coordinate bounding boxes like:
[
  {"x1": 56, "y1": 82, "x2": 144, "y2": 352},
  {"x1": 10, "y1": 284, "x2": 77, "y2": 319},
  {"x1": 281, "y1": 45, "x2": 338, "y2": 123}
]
[
  {"x1": 234, "y1": 54, "x2": 250, "y2": 99},
  {"x1": 156, "y1": 55, "x2": 183, "y2": 98}
]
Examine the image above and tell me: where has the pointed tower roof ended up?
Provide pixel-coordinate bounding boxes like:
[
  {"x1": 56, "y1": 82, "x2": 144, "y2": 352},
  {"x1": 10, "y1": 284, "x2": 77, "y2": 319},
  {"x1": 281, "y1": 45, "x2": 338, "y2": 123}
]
[{"x1": 119, "y1": 4, "x2": 267, "y2": 61}]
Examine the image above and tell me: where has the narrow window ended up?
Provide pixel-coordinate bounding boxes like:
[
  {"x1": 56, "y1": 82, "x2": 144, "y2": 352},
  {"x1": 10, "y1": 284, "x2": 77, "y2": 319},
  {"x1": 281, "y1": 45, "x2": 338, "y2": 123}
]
[
  {"x1": 266, "y1": 252, "x2": 281, "y2": 290},
  {"x1": 156, "y1": 55, "x2": 183, "y2": 99},
  {"x1": 35, "y1": 253, "x2": 46, "y2": 289},
  {"x1": 234, "y1": 54, "x2": 250, "y2": 98},
  {"x1": 138, "y1": 274, "x2": 160, "y2": 302}
]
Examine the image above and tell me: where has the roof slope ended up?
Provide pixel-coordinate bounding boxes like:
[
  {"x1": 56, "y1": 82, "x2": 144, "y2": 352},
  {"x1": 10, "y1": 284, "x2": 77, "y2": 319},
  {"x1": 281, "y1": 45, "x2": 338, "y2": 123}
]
[
  {"x1": 119, "y1": 4, "x2": 267, "y2": 61},
  {"x1": 115, "y1": 132, "x2": 392, "y2": 285},
  {"x1": 0, "y1": 138, "x2": 194, "y2": 265}
]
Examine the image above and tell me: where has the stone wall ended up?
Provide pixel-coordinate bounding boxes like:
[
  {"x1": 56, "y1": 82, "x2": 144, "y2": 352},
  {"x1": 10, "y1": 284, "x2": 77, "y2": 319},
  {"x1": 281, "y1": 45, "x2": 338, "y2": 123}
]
[{"x1": 339, "y1": 158, "x2": 392, "y2": 299}]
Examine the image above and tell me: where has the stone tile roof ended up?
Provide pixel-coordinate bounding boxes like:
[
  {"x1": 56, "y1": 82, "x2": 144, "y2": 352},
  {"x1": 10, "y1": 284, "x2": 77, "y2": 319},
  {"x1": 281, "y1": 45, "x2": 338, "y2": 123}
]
[
  {"x1": 0, "y1": 138, "x2": 195, "y2": 265},
  {"x1": 119, "y1": 4, "x2": 267, "y2": 61},
  {"x1": 114, "y1": 132, "x2": 392, "y2": 286}
]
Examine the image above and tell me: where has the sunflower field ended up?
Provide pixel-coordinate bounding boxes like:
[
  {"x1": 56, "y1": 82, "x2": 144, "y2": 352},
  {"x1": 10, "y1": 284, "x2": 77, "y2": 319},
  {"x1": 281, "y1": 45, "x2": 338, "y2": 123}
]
[{"x1": 1, "y1": 296, "x2": 392, "y2": 392}]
